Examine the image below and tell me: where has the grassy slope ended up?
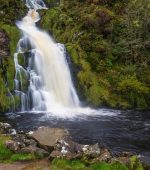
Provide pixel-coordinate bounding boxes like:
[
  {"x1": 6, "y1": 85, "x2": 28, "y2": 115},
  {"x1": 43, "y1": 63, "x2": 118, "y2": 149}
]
[{"x1": 40, "y1": 0, "x2": 150, "y2": 109}]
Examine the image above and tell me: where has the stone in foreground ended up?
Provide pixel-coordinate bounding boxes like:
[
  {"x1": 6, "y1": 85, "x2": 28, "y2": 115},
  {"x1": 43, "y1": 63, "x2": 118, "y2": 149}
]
[{"x1": 31, "y1": 127, "x2": 68, "y2": 151}]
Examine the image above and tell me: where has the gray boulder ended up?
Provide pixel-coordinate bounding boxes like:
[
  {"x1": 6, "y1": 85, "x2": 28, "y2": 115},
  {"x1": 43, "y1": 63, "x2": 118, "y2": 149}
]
[
  {"x1": 5, "y1": 140, "x2": 23, "y2": 152},
  {"x1": 30, "y1": 127, "x2": 68, "y2": 151},
  {"x1": 20, "y1": 146, "x2": 49, "y2": 157},
  {"x1": 50, "y1": 138, "x2": 102, "y2": 160},
  {"x1": 0, "y1": 122, "x2": 12, "y2": 134}
]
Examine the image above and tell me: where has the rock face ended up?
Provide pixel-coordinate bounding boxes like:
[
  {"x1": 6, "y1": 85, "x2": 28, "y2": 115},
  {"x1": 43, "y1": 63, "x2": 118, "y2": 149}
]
[
  {"x1": 0, "y1": 30, "x2": 9, "y2": 58},
  {"x1": 31, "y1": 127, "x2": 68, "y2": 151},
  {"x1": 139, "y1": 156, "x2": 150, "y2": 170},
  {"x1": 0, "y1": 30, "x2": 10, "y2": 89}
]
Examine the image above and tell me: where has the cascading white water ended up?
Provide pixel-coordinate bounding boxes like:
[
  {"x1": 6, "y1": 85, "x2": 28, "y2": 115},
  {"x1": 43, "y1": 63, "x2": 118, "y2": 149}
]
[{"x1": 14, "y1": 0, "x2": 80, "y2": 111}]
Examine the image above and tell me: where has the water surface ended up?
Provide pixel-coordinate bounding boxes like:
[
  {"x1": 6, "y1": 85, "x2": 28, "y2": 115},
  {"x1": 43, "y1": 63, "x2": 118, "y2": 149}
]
[{"x1": 0, "y1": 109, "x2": 150, "y2": 157}]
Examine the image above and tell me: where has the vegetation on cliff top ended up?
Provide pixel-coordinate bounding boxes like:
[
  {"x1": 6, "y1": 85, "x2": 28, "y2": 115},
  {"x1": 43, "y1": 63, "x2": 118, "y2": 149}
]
[{"x1": 40, "y1": 0, "x2": 150, "y2": 109}]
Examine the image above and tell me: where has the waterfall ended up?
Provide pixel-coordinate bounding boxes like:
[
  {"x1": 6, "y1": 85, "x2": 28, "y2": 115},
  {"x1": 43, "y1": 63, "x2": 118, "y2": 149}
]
[{"x1": 14, "y1": 0, "x2": 80, "y2": 112}]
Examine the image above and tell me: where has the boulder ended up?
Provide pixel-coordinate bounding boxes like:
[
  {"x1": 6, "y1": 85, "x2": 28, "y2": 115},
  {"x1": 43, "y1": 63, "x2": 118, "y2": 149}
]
[
  {"x1": 50, "y1": 138, "x2": 102, "y2": 160},
  {"x1": 55, "y1": 138, "x2": 83, "y2": 154},
  {"x1": 0, "y1": 122, "x2": 18, "y2": 135},
  {"x1": 50, "y1": 138, "x2": 83, "y2": 160},
  {"x1": 96, "y1": 148, "x2": 111, "y2": 162},
  {"x1": 83, "y1": 143, "x2": 101, "y2": 158},
  {"x1": 5, "y1": 140, "x2": 23, "y2": 152},
  {"x1": 0, "y1": 122, "x2": 12, "y2": 134},
  {"x1": 138, "y1": 155, "x2": 150, "y2": 170},
  {"x1": 20, "y1": 146, "x2": 49, "y2": 157},
  {"x1": 31, "y1": 127, "x2": 68, "y2": 151},
  {"x1": 12, "y1": 134, "x2": 37, "y2": 147}
]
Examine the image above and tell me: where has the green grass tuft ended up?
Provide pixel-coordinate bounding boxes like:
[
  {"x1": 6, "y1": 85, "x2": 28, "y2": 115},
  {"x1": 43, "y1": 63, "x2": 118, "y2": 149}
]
[
  {"x1": 10, "y1": 153, "x2": 36, "y2": 162},
  {"x1": 0, "y1": 135, "x2": 13, "y2": 161},
  {"x1": 51, "y1": 159, "x2": 130, "y2": 170}
]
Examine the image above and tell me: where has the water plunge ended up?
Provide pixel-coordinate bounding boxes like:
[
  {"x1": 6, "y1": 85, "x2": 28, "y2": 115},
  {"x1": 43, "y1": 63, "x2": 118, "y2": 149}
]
[{"x1": 14, "y1": 1, "x2": 80, "y2": 112}]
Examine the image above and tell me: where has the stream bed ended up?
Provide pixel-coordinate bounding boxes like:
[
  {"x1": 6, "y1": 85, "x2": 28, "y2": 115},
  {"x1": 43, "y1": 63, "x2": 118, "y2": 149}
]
[{"x1": 0, "y1": 109, "x2": 150, "y2": 157}]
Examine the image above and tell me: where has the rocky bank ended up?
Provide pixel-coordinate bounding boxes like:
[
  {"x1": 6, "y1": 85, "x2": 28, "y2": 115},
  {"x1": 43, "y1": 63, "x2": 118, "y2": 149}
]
[{"x1": 0, "y1": 122, "x2": 149, "y2": 170}]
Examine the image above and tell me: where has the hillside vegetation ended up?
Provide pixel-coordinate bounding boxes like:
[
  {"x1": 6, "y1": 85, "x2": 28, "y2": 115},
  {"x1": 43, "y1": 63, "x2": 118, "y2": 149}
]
[{"x1": 40, "y1": 0, "x2": 150, "y2": 109}]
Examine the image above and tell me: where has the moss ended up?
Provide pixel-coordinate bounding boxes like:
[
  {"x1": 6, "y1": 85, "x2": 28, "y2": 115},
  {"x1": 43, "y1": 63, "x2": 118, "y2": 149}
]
[
  {"x1": 0, "y1": 0, "x2": 26, "y2": 112},
  {"x1": 0, "y1": 134, "x2": 13, "y2": 161},
  {"x1": 0, "y1": 23, "x2": 20, "y2": 111},
  {"x1": 0, "y1": 23, "x2": 20, "y2": 55},
  {"x1": 0, "y1": 77, "x2": 11, "y2": 112},
  {"x1": 10, "y1": 153, "x2": 38, "y2": 162},
  {"x1": 130, "y1": 156, "x2": 144, "y2": 170}
]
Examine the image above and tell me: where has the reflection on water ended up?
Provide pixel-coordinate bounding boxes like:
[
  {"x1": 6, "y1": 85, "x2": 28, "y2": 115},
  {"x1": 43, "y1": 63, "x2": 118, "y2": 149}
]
[{"x1": 0, "y1": 109, "x2": 150, "y2": 157}]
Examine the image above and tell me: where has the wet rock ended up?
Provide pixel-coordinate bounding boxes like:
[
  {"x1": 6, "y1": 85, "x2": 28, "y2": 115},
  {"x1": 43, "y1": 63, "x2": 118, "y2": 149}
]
[
  {"x1": 12, "y1": 134, "x2": 38, "y2": 149},
  {"x1": 95, "y1": 148, "x2": 111, "y2": 162},
  {"x1": 12, "y1": 134, "x2": 28, "y2": 145},
  {"x1": 5, "y1": 140, "x2": 23, "y2": 152},
  {"x1": 0, "y1": 122, "x2": 12, "y2": 134},
  {"x1": 0, "y1": 122, "x2": 18, "y2": 135},
  {"x1": 117, "y1": 151, "x2": 134, "y2": 157},
  {"x1": 24, "y1": 139, "x2": 37, "y2": 147},
  {"x1": 9, "y1": 129, "x2": 17, "y2": 135},
  {"x1": 50, "y1": 138, "x2": 83, "y2": 160},
  {"x1": 83, "y1": 143, "x2": 101, "y2": 158},
  {"x1": 89, "y1": 148, "x2": 111, "y2": 163},
  {"x1": 0, "y1": 31, "x2": 9, "y2": 57},
  {"x1": 50, "y1": 150, "x2": 82, "y2": 160},
  {"x1": 56, "y1": 138, "x2": 83, "y2": 154},
  {"x1": 50, "y1": 150, "x2": 62, "y2": 159},
  {"x1": 20, "y1": 146, "x2": 49, "y2": 157},
  {"x1": 50, "y1": 138, "x2": 102, "y2": 160},
  {"x1": 138, "y1": 155, "x2": 150, "y2": 170},
  {"x1": 111, "y1": 157, "x2": 130, "y2": 165},
  {"x1": 31, "y1": 127, "x2": 68, "y2": 151}
]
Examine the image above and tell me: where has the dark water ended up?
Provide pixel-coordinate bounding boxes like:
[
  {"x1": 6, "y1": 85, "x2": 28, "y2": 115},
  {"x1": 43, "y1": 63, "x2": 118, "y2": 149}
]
[{"x1": 0, "y1": 109, "x2": 150, "y2": 157}]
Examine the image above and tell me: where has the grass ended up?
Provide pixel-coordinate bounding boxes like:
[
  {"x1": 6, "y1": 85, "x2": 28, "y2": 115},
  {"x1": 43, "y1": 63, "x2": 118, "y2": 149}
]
[
  {"x1": 51, "y1": 159, "x2": 129, "y2": 170},
  {"x1": 0, "y1": 134, "x2": 13, "y2": 161},
  {"x1": 10, "y1": 153, "x2": 37, "y2": 162}
]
